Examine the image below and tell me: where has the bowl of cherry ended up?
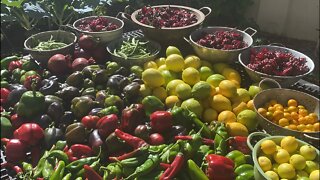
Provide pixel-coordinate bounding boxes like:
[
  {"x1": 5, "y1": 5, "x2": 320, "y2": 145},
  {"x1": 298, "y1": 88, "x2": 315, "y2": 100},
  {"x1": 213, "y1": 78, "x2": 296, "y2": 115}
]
[
  {"x1": 72, "y1": 16, "x2": 124, "y2": 44},
  {"x1": 185, "y1": 26, "x2": 257, "y2": 63},
  {"x1": 239, "y1": 45, "x2": 315, "y2": 87}
]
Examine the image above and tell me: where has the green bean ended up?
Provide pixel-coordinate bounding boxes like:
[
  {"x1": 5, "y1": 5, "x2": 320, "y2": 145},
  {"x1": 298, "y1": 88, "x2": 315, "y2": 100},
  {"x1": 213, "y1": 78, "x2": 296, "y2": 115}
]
[
  {"x1": 114, "y1": 37, "x2": 151, "y2": 60},
  {"x1": 33, "y1": 35, "x2": 67, "y2": 51}
]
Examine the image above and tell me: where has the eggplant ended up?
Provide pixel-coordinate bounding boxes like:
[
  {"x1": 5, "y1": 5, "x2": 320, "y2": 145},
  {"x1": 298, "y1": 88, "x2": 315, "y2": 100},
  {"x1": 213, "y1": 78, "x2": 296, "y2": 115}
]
[
  {"x1": 7, "y1": 86, "x2": 27, "y2": 106},
  {"x1": 107, "y1": 75, "x2": 130, "y2": 93},
  {"x1": 39, "y1": 79, "x2": 60, "y2": 95},
  {"x1": 56, "y1": 86, "x2": 81, "y2": 101},
  {"x1": 34, "y1": 114, "x2": 53, "y2": 129}
]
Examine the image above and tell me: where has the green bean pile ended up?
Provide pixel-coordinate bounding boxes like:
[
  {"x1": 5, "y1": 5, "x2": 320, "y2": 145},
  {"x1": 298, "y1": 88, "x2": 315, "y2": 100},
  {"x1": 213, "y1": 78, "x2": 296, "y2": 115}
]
[
  {"x1": 114, "y1": 37, "x2": 151, "y2": 59},
  {"x1": 33, "y1": 36, "x2": 68, "y2": 51}
]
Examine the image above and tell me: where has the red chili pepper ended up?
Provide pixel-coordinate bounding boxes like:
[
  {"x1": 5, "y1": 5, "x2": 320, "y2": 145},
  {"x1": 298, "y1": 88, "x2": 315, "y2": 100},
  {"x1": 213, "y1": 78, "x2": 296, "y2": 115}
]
[
  {"x1": 96, "y1": 114, "x2": 119, "y2": 139},
  {"x1": 1, "y1": 138, "x2": 27, "y2": 164},
  {"x1": 160, "y1": 153, "x2": 185, "y2": 180},
  {"x1": 114, "y1": 128, "x2": 148, "y2": 149},
  {"x1": 206, "y1": 154, "x2": 235, "y2": 180},
  {"x1": 1, "y1": 162, "x2": 23, "y2": 174},
  {"x1": 13, "y1": 123, "x2": 44, "y2": 146},
  {"x1": 150, "y1": 111, "x2": 173, "y2": 133},
  {"x1": 82, "y1": 115, "x2": 100, "y2": 129},
  {"x1": 159, "y1": 163, "x2": 171, "y2": 169},
  {"x1": 70, "y1": 144, "x2": 93, "y2": 157},
  {"x1": 174, "y1": 136, "x2": 215, "y2": 146},
  {"x1": 84, "y1": 164, "x2": 103, "y2": 180},
  {"x1": 120, "y1": 104, "x2": 145, "y2": 133},
  {"x1": 8, "y1": 60, "x2": 22, "y2": 71},
  {"x1": 23, "y1": 75, "x2": 41, "y2": 90},
  {"x1": 108, "y1": 148, "x2": 141, "y2": 162},
  {"x1": 0, "y1": 88, "x2": 10, "y2": 104},
  {"x1": 228, "y1": 136, "x2": 250, "y2": 154}
]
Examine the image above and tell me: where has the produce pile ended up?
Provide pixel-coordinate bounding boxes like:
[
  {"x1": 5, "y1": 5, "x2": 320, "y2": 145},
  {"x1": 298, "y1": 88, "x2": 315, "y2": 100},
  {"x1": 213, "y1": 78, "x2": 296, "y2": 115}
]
[{"x1": 0, "y1": 38, "x2": 319, "y2": 180}]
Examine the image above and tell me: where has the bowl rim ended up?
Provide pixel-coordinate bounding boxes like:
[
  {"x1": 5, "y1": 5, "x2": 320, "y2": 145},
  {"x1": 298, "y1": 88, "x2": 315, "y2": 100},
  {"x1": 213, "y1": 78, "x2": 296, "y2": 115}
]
[
  {"x1": 131, "y1": 4, "x2": 206, "y2": 30},
  {"x1": 238, "y1": 45, "x2": 315, "y2": 78},
  {"x1": 188, "y1": 26, "x2": 253, "y2": 52},
  {"x1": 253, "y1": 88, "x2": 320, "y2": 135},
  {"x1": 73, "y1": 15, "x2": 124, "y2": 34},
  {"x1": 24, "y1": 30, "x2": 77, "y2": 52},
  {"x1": 251, "y1": 134, "x2": 320, "y2": 179},
  {"x1": 106, "y1": 36, "x2": 161, "y2": 60}
]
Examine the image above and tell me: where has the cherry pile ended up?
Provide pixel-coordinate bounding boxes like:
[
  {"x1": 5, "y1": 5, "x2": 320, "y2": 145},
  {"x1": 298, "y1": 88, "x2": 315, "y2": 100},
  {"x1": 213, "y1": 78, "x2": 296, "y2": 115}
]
[
  {"x1": 247, "y1": 48, "x2": 310, "y2": 76},
  {"x1": 197, "y1": 31, "x2": 247, "y2": 50},
  {"x1": 77, "y1": 17, "x2": 119, "y2": 32},
  {"x1": 136, "y1": 6, "x2": 197, "y2": 28}
]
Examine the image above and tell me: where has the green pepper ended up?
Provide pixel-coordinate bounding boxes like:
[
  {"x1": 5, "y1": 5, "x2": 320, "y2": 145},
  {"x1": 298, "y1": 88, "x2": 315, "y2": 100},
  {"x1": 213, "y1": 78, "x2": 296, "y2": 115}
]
[
  {"x1": 20, "y1": 70, "x2": 38, "y2": 84},
  {"x1": 125, "y1": 154, "x2": 160, "y2": 179},
  {"x1": 189, "y1": 111, "x2": 212, "y2": 138},
  {"x1": 226, "y1": 150, "x2": 247, "y2": 168},
  {"x1": 141, "y1": 96, "x2": 164, "y2": 116},
  {"x1": 42, "y1": 160, "x2": 54, "y2": 179},
  {"x1": 22, "y1": 60, "x2": 40, "y2": 71},
  {"x1": 81, "y1": 87, "x2": 97, "y2": 96},
  {"x1": 1, "y1": 81, "x2": 9, "y2": 88},
  {"x1": 17, "y1": 90, "x2": 45, "y2": 118},
  {"x1": 187, "y1": 159, "x2": 209, "y2": 180},
  {"x1": 1, "y1": 69, "x2": 9, "y2": 80},
  {"x1": 47, "y1": 150, "x2": 69, "y2": 164},
  {"x1": 33, "y1": 151, "x2": 50, "y2": 178},
  {"x1": 1, "y1": 116, "x2": 13, "y2": 138},
  {"x1": 50, "y1": 160, "x2": 65, "y2": 180},
  {"x1": 54, "y1": 140, "x2": 67, "y2": 151},
  {"x1": 66, "y1": 156, "x2": 98, "y2": 173},
  {"x1": 102, "y1": 163, "x2": 123, "y2": 179},
  {"x1": 120, "y1": 155, "x2": 148, "y2": 167},
  {"x1": 98, "y1": 106, "x2": 119, "y2": 117},
  {"x1": 75, "y1": 177, "x2": 83, "y2": 180},
  {"x1": 214, "y1": 123, "x2": 229, "y2": 156},
  {"x1": 235, "y1": 164, "x2": 254, "y2": 180},
  {"x1": 12, "y1": 68, "x2": 24, "y2": 83},
  {"x1": 71, "y1": 96, "x2": 95, "y2": 119},
  {"x1": 171, "y1": 106, "x2": 193, "y2": 130},
  {"x1": 1, "y1": 55, "x2": 19, "y2": 70},
  {"x1": 62, "y1": 173, "x2": 72, "y2": 180}
]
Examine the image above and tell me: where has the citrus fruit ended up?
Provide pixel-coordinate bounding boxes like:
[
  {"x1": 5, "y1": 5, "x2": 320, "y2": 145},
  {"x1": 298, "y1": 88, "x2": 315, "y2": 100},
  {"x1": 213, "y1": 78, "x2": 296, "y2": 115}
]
[
  {"x1": 261, "y1": 139, "x2": 277, "y2": 155},
  {"x1": 304, "y1": 161, "x2": 319, "y2": 174},
  {"x1": 184, "y1": 55, "x2": 201, "y2": 69},
  {"x1": 310, "y1": 170, "x2": 320, "y2": 180},
  {"x1": 206, "y1": 74, "x2": 225, "y2": 87},
  {"x1": 158, "y1": 64, "x2": 168, "y2": 71},
  {"x1": 277, "y1": 163, "x2": 296, "y2": 179},
  {"x1": 226, "y1": 122, "x2": 248, "y2": 136},
  {"x1": 274, "y1": 149, "x2": 290, "y2": 164},
  {"x1": 232, "y1": 88, "x2": 251, "y2": 104},
  {"x1": 272, "y1": 163, "x2": 280, "y2": 173},
  {"x1": 182, "y1": 67, "x2": 200, "y2": 85},
  {"x1": 199, "y1": 66, "x2": 214, "y2": 81},
  {"x1": 300, "y1": 145, "x2": 317, "y2": 161},
  {"x1": 222, "y1": 67, "x2": 241, "y2": 84},
  {"x1": 166, "y1": 79, "x2": 184, "y2": 95},
  {"x1": 201, "y1": 98, "x2": 212, "y2": 109},
  {"x1": 258, "y1": 156, "x2": 272, "y2": 172},
  {"x1": 175, "y1": 83, "x2": 192, "y2": 100},
  {"x1": 144, "y1": 61, "x2": 158, "y2": 70},
  {"x1": 265, "y1": 171, "x2": 279, "y2": 180},
  {"x1": 166, "y1": 46, "x2": 182, "y2": 57},
  {"x1": 280, "y1": 136, "x2": 298, "y2": 153},
  {"x1": 165, "y1": 95, "x2": 181, "y2": 108},
  {"x1": 191, "y1": 81, "x2": 211, "y2": 100},
  {"x1": 290, "y1": 154, "x2": 306, "y2": 170},
  {"x1": 142, "y1": 69, "x2": 165, "y2": 88},
  {"x1": 203, "y1": 108, "x2": 218, "y2": 123},
  {"x1": 233, "y1": 102, "x2": 249, "y2": 115},
  {"x1": 248, "y1": 85, "x2": 262, "y2": 98},
  {"x1": 140, "y1": 84, "x2": 152, "y2": 97},
  {"x1": 130, "y1": 65, "x2": 143, "y2": 77},
  {"x1": 161, "y1": 70, "x2": 178, "y2": 85},
  {"x1": 155, "y1": 57, "x2": 166, "y2": 66},
  {"x1": 181, "y1": 98, "x2": 203, "y2": 118},
  {"x1": 165, "y1": 54, "x2": 185, "y2": 72},
  {"x1": 218, "y1": 80, "x2": 237, "y2": 98},
  {"x1": 296, "y1": 170, "x2": 309, "y2": 178},
  {"x1": 213, "y1": 63, "x2": 229, "y2": 74},
  {"x1": 217, "y1": 110, "x2": 236, "y2": 123},
  {"x1": 152, "y1": 87, "x2": 167, "y2": 102},
  {"x1": 211, "y1": 94, "x2": 232, "y2": 112},
  {"x1": 247, "y1": 100, "x2": 255, "y2": 110},
  {"x1": 201, "y1": 60, "x2": 213, "y2": 69},
  {"x1": 237, "y1": 109, "x2": 258, "y2": 131}
]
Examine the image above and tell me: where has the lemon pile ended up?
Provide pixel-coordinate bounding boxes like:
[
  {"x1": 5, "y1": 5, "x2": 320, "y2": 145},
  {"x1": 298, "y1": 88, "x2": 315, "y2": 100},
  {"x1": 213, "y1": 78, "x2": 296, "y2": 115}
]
[
  {"x1": 141, "y1": 46, "x2": 260, "y2": 135},
  {"x1": 258, "y1": 136, "x2": 319, "y2": 180}
]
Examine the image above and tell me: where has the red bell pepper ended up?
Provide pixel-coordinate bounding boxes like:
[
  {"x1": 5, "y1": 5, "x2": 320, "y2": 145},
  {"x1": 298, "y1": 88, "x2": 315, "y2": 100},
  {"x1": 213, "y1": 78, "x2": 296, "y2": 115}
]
[
  {"x1": 82, "y1": 115, "x2": 100, "y2": 129},
  {"x1": 150, "y1": 111, "x2": 173, "y2": 133},
  {"x1": 206, "y1": 154, "x2": 235, "y2": 180},
  {"x1": 96, "y1": 114, "x2": 119, "y2": 139},
  {"x1": 13, "y1": 123, "x2": 44, "y2": 146},
  {"x1": 160, "y1": 153, "x2": 185, "y2": 180},
  {"x1": 227, "y1": 136, "x2": 250, "y2": 154},
  {"x1": 8, "y1": 60, "x2": 22, "y2": 71},
  {"x1": 84, "y1": 164, "x2": 103, "y2": 180},
  {"x1": 0, "y1": 88, "x2": 10, "y2": 105},
  {"x1": 23, "y1": 74, "x2": 41, "y2": 90},
  {"x1": 10, "y1": 114, "x2": 28, "y2": 129},
  {"x1": 1, "y1": 138, "x2": 27, "y2": 164},
  {"x1": 120, "y1": 104, "x2": 145, "y2": 133},
  {"x1": 114, "y1": 128, "x2": 148, "y2": 149}
]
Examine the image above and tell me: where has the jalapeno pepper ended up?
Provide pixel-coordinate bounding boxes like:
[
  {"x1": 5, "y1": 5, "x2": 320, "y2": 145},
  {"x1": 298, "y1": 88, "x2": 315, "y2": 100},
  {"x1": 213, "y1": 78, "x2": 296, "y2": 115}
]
[
  {"x1": 125, "y1": 154, "x2": 160, "y2": 179},
  {"x1": 187, "y1": 159, "x2": 208, "y2": 180}
]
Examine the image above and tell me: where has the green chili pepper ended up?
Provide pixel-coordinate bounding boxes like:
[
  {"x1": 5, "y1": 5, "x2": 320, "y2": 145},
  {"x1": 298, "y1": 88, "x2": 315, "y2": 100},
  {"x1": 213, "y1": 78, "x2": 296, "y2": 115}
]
[
  {"x1": 66, "y1": 156, "x2": 98, "y2": 172},
  {"x1": 214, "y1": 123, "x2": 229, "y2": 156},
  {"x1": 62, "y1": 173, "x2": 72, "y2": 180},
  {"x1": 74, "y1": 159, "x2": 100, "y2": 178},
  {"x1": 148, "y1": 144, "x2": 167, "y2": 154},
  {"x1": 120, "y1": 155, "x2": 148, "y2": 167},
  {"x1": 122, "y1": 166, "x2": 135, "y2": 177},
  {"x1": 187, "y1": 159, "x2": 209, "y2": 180},
  {"x1": 54, "y1": 140, "x2": 67, "y2": 150},
  {"x1": 22, "y1": 162, "x2": 33, "y2": 173},
  {"x1": 47, "y1": 150, "x2": 69, "y2": 164},
  {"x1": 189, "y1": 111, "x2": 212, "y2": 138},
  {"x1": 125, "y1": 154, "x2": 160, "y2": 179},
  {"x1": 75, "y1": 177, "x2": 83, "y2": 180},
  {"x1": 33, "y1": 151, "x2": 50, "y2": 178},
  {"x1": 136, "y1": 169, "x2": 163, "y2": 180},
  {"x1": 49, "y1": 160, "x2": 65, "y2": 180},
  {"x1": 42, "y1": 160, "x2": 54, "y2": 179}
]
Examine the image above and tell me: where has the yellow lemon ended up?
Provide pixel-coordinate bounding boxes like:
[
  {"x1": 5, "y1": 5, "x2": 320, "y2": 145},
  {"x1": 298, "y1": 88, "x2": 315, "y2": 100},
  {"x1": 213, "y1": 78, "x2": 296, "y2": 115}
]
[
  {"x1": 222, "y1": 67, "x2": 241, "y2": 84},
  {"x1": 213, "y1": 63, "x2": 229, "y2": 74},
  {"x1": 158, "y1": 64, "x2": 168, "y2": 71},
  {"x1": 144, "y1": 61, "x2": 158, "y2": 70},
  {"x1": 258, "y1": 156, "x2": 272, "y2": 172},
  {"x1": 290, "y1": 154, "x2": 306, "y2": 170},
  {"x1": 166, "y1": 79, "x2": 184, "y2": 95},
  {"x1": 261, "y1": 140, "x2": 277, "y2": 155},
  {"x1": 211, "y1": 94, "x2": 232, "y2": 112},
  {"x1": 310, "y1": 170, "x2": 320, "y2": 180},
  {"x1": 226, "y1": 122, "x2": 249, "y2": 136},
  {"x1": 203, "y1": 108, "x2": 218, "y2": 123},
  {"x1": 277, "y1": 163, "x2": 296, "y2": 179},
  {"x1": 182, "y1": 67, "x2": 200, "y2": 85},
  {"x1": 218, "y1": 80, "x2": 238, "y2": 98},
  {"x1": 232, "y1": 102, "x2": 249, "y2": 115},
  {"x1": 142, "y1": 69, "x2": 165, "y2": 88},
  {"x1": 155, "y1": 57, "x2": 166, "y2": 66},
  {"x1": 165, "y1": 95, "x2": 181, "y2": 108},
  {"x1": 166, "y1": 46, "x2": 182, "y2": 57},
  {"x1": 165, "y1": 54, "x2": 185, "y2": 72},
  {"x1": 274, "y1": 149, "x2": 290, "y2": 164},
  {"x1": 247, "y1": 100, "x2": 255, "y2": 110},
  {"x1": 139, "y1": 84, "x2": 152, "y2": 97},
  {"x1": 184, "y1": 55, "x2": 201, "y2": 69},
  {"x1": 152, "y1": 86, "x2": 167, "y2": 102},
  {"x1": 217, "y1": 110, "x2": 236, "y2": 123},
  {"x1": 265, "y1": 171, "x2": 279, "y2": 180},
  {"x1": 280, "y1": 136, "x2": 299, "y2": 154}
]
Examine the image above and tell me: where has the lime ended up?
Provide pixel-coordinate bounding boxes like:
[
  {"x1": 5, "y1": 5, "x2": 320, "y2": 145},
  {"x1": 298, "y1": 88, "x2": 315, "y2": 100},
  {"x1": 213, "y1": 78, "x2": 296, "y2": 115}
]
[
  {"x1": 130, "y1": 65, "x2": 143, "y2": 77},
  {"x1": 261, "y1": 139, "x2": 277, "y2": 155},
  {"x1": 184, "y1": 55, "x2": 201, "y2": 69},
  {"x1": 290, "y1": 154, "x2": 306, "y2": 170},
  {"x1": 300, "y1": 145, "x2": 317, "y2": 161},
  {"x1": 265, "y1": 171, "x2": 279, "y2": 180},
  {"x1": 280, "y1": 136, "x2": 298, "y2": 153},
  {"x1": 217, "y1": 110, "x2": 236, "y2": 124},
  {"x1": 143, "y1": 61, "x2": 158, "y2": 70},
  {"x1": 219, "y1": 80, "x2": 237, "y2": 98},
  {"x1": 161, "y1": 70, "x2": 178, "y2": 85},
  {"x1": 203, "y1": 108, "x2": 218, "y2": 123},
  {"x1": 166, "y1": 46, "x2": 182, "y2": 57},
  {"x1": 142, "y1": 69, "x2": 165, "y2": 88},
  {"x1": 277, "y1": 163, "x2": 296, "y2": 179},
  {"x1": 191, "y1": 81, "x2": 211, "y2": 100},
  {"x1": 165, "y1": 54, "x2": 185, "y2": 72},
  {"x1": 258, "y1": 156, "x2": 272, "y2": 172},
  {"x1": 166, "y1": 79, "x2": 184, "y2": 95},
  {"x1": 211, "y1": 94, "x2": 232, "y2": 112},
  {"x1": 175, "y1": 83, "x2": 192, "y2": 100},
  {"x1": 206, "y1": 74, "x2": 225, "y2": 87},
  {"x1": 199, "y1": 66, "x2": 214, "y2": 81},
  {"x1": 182, "y1": 67, "x2": 200, "y2": 85},
  {"x1": 232, "y1": 88, "x2": 251, "y2": 104},
  {"x1": 152, "y1": 87, "x2": 167, "y2": 102},
  {"x1": 273, "y1": 149, "x2": 290, "y2": 164},
  {"x1": 248, "y1": 85, "x2": 262, "y2": 98},
  {"x1": 165, "y1": 95, "x2": 181, "y2": 108},
  {"x1": 237, "y1": 109, "x2": 258, "y2": 131},
  {"x1": 181, "y1": 98, "x2": 203, "y2": 118},
  {"x1": 213, "y1": 63, "x2": 229, "y2": 74},
  {"x1": 140, "y1": 84, "x2": 152, "y2": 97}
]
